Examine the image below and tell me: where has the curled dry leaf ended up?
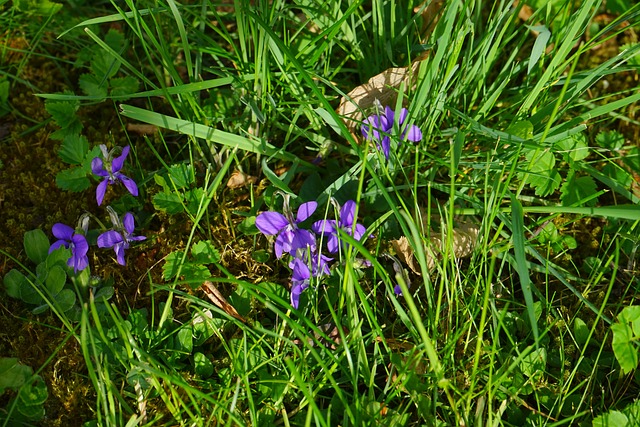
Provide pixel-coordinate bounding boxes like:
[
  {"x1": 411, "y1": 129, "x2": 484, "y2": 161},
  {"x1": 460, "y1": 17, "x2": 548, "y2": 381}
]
[
  {"x1": 201, "y1": 280, "x2": 247, "y2": 324},
  {"x1": 226, "y1": 170, "x2": 258, "y2": 189},
  {"x1": 392, "y1": 220, "x2": 480, "y2": 275}
]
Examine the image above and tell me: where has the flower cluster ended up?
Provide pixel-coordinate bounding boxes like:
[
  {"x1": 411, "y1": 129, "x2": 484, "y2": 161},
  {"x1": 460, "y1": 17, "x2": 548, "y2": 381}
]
[
  {"x1": 49, "y1": 145, "x2": 145, "y2": 272},
  {"x1": 361, "y1": 105, "x2": 423, "y2": 159},
  {"x1": 256, "y1": 196, "x2": 369, "y2": 309}
]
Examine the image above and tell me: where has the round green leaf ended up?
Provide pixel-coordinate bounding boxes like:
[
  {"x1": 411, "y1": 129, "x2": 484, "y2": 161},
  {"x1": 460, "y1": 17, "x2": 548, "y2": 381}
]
[
  {"x1": 24, "y1": 229, "x2": 50, "y2": 264},
  {"x1": 54, "y1": 289, "x2": 76, "y2": 312},
  {"x1": 3, "y1": 269, "x2": 27, "y2": 299},
  {"x1": 45, "y1": 265, "x2": 66, "y2": 296},
  {"x1": 193, "y1": 352, "x2": 213, "y2": 378}
]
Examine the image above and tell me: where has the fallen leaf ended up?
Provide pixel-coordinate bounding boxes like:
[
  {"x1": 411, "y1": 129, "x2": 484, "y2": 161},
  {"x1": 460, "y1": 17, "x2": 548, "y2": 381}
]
[
  {"x1": 226, "y1": 170, "x2": 258, "y2": 189},
  {"x1": 201, "y1": 280, "x2": 247, "y2": 323},
  {"x1": 126, "y1": 123, "x2": 158, "y2": 135}
]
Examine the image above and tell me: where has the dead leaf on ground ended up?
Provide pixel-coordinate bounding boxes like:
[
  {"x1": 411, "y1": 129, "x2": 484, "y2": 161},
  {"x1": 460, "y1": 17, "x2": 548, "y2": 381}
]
[
  {"x1": 226, "y1": 170, "x2": 258, "y2": 189},
  {"x1": 392, "y1": 219, "x2": 480, "y2": 275},
  {"x1": 201, "y1": 280, "x2": 247, "y2": 323}
]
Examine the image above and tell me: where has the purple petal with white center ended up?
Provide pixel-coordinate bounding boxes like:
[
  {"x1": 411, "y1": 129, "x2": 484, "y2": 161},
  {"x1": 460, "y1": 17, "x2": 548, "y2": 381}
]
[
  {"x1": 290, "y1": 229, "x2": 316, "y2": 255},
  {"x1": 255, "y1": 211, "x2": 289, "y2": 235},
  {"x1": 111, "y1": 146, "x2": 130, "y2": 173},
  {"x1": 91, "y1": 157, "x2": 109, "y2": 177},
  {"x1": 52, "y1": 223, "x2": 74, "y2": 241},
  {"x1": 296, "y1": 201, "x2": 317, "y2": 223},
  {"x1": 96, "y1": 179, "x2": 109, "y2": 206},
  {"x1": 98, "y1": 230, "x2": 124, "y2": 248},
  {"x1": 119, "y1": 175, "x2": 139, "y2": 197}
]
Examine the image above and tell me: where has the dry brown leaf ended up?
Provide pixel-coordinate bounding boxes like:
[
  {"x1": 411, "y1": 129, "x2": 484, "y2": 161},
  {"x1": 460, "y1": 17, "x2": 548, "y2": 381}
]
[
  {"x1": 226, "y1": 170, "x2": 258, "y2": 189},
  {"x1": 201, "y1": 280, "x2": 247, "y2": 323},
  {"x1": 391, "y1": 220, "x2": 480, "y2": 275},
  {"x1": 337, "y1": 62, "x2": 421, "y2": 137}
]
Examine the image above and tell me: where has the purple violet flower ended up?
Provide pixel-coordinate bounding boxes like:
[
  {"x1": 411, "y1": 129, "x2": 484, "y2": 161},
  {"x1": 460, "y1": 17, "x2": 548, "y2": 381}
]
[
  {"x1": 97, "y1": 207, "x2": 146, "y2": 266},
  {"x1": 290, "y1": 257, "x2": 311, "y2": 309},
  {"x1": 92, "y1": 145, "x2": 139, "y2": 206},
  {"x1": 49, "y1": 220, "x2": 90, "y2": 273},
  {"x1": 361, "y1": 106, "x2": 423, "y2": 159},
  {"x1": 313, "y1": 200, "x2": 368, "y2": 254},
  {"x1": 255, "y1": 197, "x2": 317, "y2": 259},
  {"x1": 361, "y1": 106, "x2": 394, "y2": 159}
]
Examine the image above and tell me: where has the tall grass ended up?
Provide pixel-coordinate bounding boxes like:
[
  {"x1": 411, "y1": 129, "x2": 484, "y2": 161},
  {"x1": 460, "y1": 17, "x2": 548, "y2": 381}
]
[{"x1": 5, "y1": 0, "x2": 640, "y2": 425}]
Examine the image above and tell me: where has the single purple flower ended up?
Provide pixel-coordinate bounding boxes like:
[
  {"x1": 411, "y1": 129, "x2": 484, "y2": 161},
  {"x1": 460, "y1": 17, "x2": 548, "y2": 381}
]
[
  {"x1": 361, "y1": 106, "x2": 423, "y2": 159},
  {"x1": 97, "y1": 208, "x2": 146, "y2": 266},
  {"x1": 255, "y1": 197, "x2": 317, "y2": 259},
  {"x1": 313, "y1": 200, "x2": 368, "y2": 254},
  {"x1": 92, "y1": 145, "x2": 139, "y2": 206},
  {"x1": 397, "y1": 108, "x2": 423, "y2": 142},
  {"x1": 361, "y1": 106, "x2": 394, "y2": 159},
  {"x1": 49, "y1": 223, "x2": 90, "y2": 273}
]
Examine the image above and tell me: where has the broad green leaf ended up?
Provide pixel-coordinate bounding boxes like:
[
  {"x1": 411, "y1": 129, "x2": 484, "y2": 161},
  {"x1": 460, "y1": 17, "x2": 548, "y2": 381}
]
[
  {"x1": 153, "y1": 192, "x2": 185, "y2": 215},
  {"x1": 13, "y1": 0, "x2": 62, "y2": 15},
  {"x1": 163, "y1": 251, "x2": 185, "y2": 280},
  {"x1": 193, "y1": 352, "x2": 213, "y2": 378},
  {"x1": 55, "y1": 167, "x2": 91, "y2": 192},
  {"x1": 58, "y1": 133, "x2": 89, "y2": 165},
  {"x1": 44, "y1": 98, "x2": 81, "y2": 131},
  {"x1": 521, "y1": 149, "x2": 561, "y2": 196},
  {"x1": 24, "y1": 229, "x2": 49, "y2": 264},
  {"x1": 573, "y1": 317, "x2": 590, "y2": 346},
  {"x1": 53, "y1": 289, "x2": 76, "y2": 312},
  {"x1": 592, "y1": 410, "x2": 628, "y2": 427},
  {"x1": 191, "y1": 241, "x2": 220, "y2": 264},
  {"x1": 596, "y1": 130, "x2": 625, "y2": 151},
  {"x1": 17, "y1": 375, "x2": 48, "y2": 406},
  {"x1": 176, "y1": 326, "x2": 193, "y2": 353},
  {"x1": 506, "y1": 120, "x2": 533, "y2": 139},
  {"x1": 78, "y1": 73, "x2": 108, "y2": 99},
  {"x1": 166, "y1": 164, "x2": 195, "y2": 189},
  {"x1": 611, "y1": 322, "x2": 638, "y2": 375},
  {"x1": 560, "y1": 174, "x2": 598, "y2": 207},
  {"x1": 0, "y1": 358, "x2": 32, "y2": 394},
  {"x1": 91, "y1": 50, "x2": 121, "y2": 81},
  {"x1": 109, "y1": 76, "x2": 139, "y2": 99},
  {"x1": 185, "y1": 187, "x2": 206, "y2": 215},
  {"x1": 20, "y1": 280, "x2": 43, "y2": 305},
  {"x1": 45, "y1": 265, "x2": 66, "y2": 296},
  {"x1": 619, "y1": 306, "x2": 640, "y2": 337},
  {"x1": 4, "y1": 269, "x2": 27, "y2": 299},
  {"x1": 556, "y1": 132, "x2": 590, "y2": 162}
]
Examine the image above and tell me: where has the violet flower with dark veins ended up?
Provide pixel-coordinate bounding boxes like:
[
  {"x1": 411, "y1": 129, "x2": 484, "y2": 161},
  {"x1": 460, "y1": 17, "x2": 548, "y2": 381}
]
[
  {"x1": 49, "y1": 215, "x2": 90, "y2": 273},
  {"x1": 313, "y1": 200, "x2": 368, "y2": 254},
  {"x1": 92, "y1": 145, "x2": 139, "y2": 206},
  {"x1": 98, "y1": 207, "x2": 146, "y2": 266},
  {"x1": 255, "y1": 195, "x2": 317, "y2": 259}
]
